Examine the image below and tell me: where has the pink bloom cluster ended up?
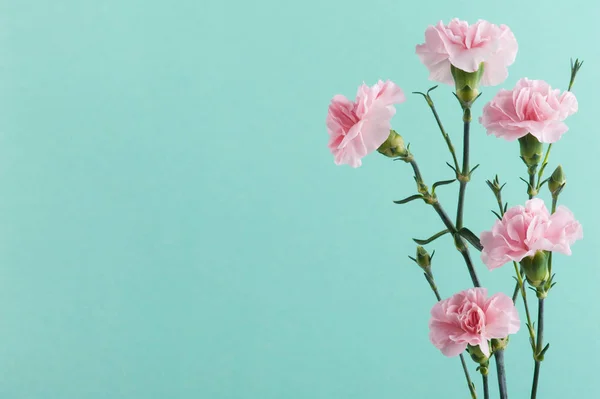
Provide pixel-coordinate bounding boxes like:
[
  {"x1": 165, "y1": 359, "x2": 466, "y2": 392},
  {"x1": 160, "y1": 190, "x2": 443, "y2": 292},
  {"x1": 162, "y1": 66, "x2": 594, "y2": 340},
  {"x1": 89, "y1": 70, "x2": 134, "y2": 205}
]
[
  {"x1": 480, "y1": 78, "x2": 578, "y2": 143},
  {"x1": 326, "y1": 80, "x2": 405, "y2": 167},
  {"x1": 416, "y1": 19, "x2": 517, "y2": 86},
  {"x1": 480, "y1": 198, "x2": 583, "y2": 270},
  {"x1": 429, "y1": 288, "x2": 520, "y2": 358}
]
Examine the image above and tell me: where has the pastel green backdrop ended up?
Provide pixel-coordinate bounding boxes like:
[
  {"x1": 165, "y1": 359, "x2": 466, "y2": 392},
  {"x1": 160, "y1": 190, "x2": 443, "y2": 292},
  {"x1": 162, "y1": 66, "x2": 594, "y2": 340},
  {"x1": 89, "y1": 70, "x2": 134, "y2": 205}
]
[{"x1": 0, "y1": 1, "x2": 598, "y2": 398}]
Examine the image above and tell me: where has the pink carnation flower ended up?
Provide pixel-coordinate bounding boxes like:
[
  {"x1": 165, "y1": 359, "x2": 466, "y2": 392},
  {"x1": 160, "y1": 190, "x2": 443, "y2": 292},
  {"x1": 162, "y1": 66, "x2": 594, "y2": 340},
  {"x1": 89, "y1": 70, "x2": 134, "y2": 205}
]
[
  {"x1": 429, "y1": 288, "x2": 520, "y2": 358},
  {"x1": 326, "y1": 80, "x2": 405, "y2": 167},
  {"x1": 480, "y1": 198, "x2": 583, "y2": 270},
  {"x1": 480, "y1": 78, "x2": 578, "y2": 143},
  {"x1": 416, "y1": 19, "x2": 517, "y2": 86}
]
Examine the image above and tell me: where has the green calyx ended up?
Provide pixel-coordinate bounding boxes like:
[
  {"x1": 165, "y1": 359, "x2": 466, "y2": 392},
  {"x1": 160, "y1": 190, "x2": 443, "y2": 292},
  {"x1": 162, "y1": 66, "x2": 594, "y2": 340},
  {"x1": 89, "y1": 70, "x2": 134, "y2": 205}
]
[
  {"x1": 451, "y1": 64, "x2": 484, "y2": 104},
  {"x1": 519, "y1": 134, "x2": 544, "y2": 168},
  {"x1": 520, "y1": 251, "x2": 549, "y2": 288},
  {"x1": 377, "y1": 130, "x2": 408, "y2": 158},
  {"x1": 467, "y1": 344, "x2": 489, "y2": 366}
]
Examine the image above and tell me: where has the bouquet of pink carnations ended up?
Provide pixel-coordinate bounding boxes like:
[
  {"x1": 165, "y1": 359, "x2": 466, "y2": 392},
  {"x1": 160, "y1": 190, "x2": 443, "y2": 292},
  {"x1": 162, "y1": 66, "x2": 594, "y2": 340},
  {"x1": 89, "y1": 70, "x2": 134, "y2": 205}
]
[{"x1": 325, "y1": 18, "x2": 583, "y2": 399}]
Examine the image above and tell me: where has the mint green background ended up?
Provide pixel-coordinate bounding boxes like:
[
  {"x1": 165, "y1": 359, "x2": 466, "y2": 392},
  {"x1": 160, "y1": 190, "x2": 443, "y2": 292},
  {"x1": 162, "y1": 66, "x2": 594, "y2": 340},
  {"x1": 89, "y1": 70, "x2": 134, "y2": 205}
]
[{"x1": 1, "y1": 1, "x2": 598, "y2": 398}]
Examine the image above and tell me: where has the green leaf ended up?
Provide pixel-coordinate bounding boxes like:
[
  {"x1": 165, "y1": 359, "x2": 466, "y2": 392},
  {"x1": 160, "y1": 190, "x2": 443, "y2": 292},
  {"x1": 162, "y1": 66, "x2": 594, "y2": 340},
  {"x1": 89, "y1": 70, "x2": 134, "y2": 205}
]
[
  {"x1": 491, "y1": 210, "x2": 502, "y2": 220},
  {"x1": 431, "y1": 179, "x2": 456, "y2": 195},
  {"x1": 393, "y1": 194, "x2": 423, "y2": 205},
  {"x1": 426, "y1": 85, "x2": 439, "y2": 95},
  {"x1": 413, "y1": 229, "x2": 450, "y2": 245},
  {"x1": 519, "y1": 176, "x2": 531, "y2": 188},
  {"x1": 458, "y1": 227, "x2": 483, "y2": 251},
  {"x1": 538, "y1": 177, "x2": 550, "y2": 189},
  {"x1": 540, "y1": 343, "x2": 551, "y2": 356}
]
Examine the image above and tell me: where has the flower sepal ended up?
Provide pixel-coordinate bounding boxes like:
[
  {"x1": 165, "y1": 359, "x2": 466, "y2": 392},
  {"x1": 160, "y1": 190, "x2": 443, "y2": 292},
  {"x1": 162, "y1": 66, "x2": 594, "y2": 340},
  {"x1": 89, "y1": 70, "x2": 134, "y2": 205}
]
[
  {"x1": 377, "y1": 130, "x2": 408, "y2": 158},
  {"x1": 451, "y1": 64, "x2": 484, "y2": 104},
  {"x1": 520, "y1": 251, "x2": 549, "y2": 288},
  {"x1": 519, "y1": 134, "x2": 544, "y2": 168}
]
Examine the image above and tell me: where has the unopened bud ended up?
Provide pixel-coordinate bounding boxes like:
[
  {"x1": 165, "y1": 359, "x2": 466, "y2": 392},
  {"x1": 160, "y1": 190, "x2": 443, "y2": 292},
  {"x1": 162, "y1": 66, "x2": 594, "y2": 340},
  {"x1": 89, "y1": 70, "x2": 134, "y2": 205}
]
[
  {"x1": 486, "y1": 175, "x2": 503, "y2": 195},
  {"x1": 519, "y1": 134, "x2": 543, "y2": 168},
  {"x1": 416, "y1": 246, "x2": 431, "y2": 270},
  {"x1": 451, "y1": 64, "x2": 484, "y2": 104},
  {"x1": 377, "y1": 130, "x2": 408, "y2": 158},
  {"x1": 548, "y1": 165, "x2": 566, "y2": 197},
  {"x1": 520, "y1": 251, "x2": 549, "y2": 288}
]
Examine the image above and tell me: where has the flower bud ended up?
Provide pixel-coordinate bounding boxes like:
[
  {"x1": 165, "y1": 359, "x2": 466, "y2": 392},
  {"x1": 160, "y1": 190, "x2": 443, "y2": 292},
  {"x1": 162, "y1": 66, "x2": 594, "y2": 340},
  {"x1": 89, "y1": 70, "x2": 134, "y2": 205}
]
[
  {"x1": 451, "y1": 64, "x2": 484, "y2": 104},
  {"x1": 377, "y1": 130, "x2": 407, "y2": 158},
  {"x1": 415, "y1": 246, "x2": 431, "y2": 270},
  {"x1": 520, "y1": 251, "x2": 549, "y2": 288},
  {"x1": 548, "y1": 165, "x2": 566, "y2": 197},
  {"x1": 518, "y1": 134, "x2": 543, "y2": 167}
]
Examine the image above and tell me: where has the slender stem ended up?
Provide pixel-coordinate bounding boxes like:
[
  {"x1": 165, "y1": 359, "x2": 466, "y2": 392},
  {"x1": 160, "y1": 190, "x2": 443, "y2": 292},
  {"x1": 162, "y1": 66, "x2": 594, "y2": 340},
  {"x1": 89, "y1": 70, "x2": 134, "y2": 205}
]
[
  {"x1": 511, "y1": 280, "x2": 519, "y2": 303},
  {"x1": 456, "y1": 109, "x2": 471, "y2": 229},
  {"x1": 535, "y1": 144, "x2": 553, "y2": 190},
  {"x1": 550, "y1": 196, "x2": 558, "y2": 276},
  {"x1": 513, "y1": 170, "x2": 536, "y2": 302},
  {"x1": 423, "y1": 273, "x2": 477, "y2": 399},
  {"x1": 431, "y1": 202, "x2": 481, "y2": 287},
  {"x1": 528, "y1": 171, "x2": 536, "y2": 200},
  {"x1": 495, "y1": 349, "x2": 508, "y2": 399},
  {"x1": 406, "y1": 155, "x2": 481, "y2": 287},
  {"x1": 461, "y1": 355, "x2": 478, "y2": 399},
  {"x1": 531, "y1": 298, "x2": 545, "y2": 399},
  {"x1": 513, "y1": 262, "x2": 535, "y2": 345},
  {"x1": 531, "y1": 362, "x2": 541, "y2": 399},
  {"x1": 425, "y1": 96, "x2": 461, "y2": 173},
  {"x1": 482, "y1": 373, "x2": 489, "y2": 399},
  {"x1": 408, "y1": 159, "x2": 424, "y2": 184}
]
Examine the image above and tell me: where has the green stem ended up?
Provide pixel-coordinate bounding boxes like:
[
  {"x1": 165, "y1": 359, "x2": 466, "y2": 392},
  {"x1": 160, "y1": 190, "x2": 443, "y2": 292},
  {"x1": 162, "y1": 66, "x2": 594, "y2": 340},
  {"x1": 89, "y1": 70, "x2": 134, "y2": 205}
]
[
  {"x1": 535, "y1": 144, "x2": 553, "y2": 191},
  {"x1": 482, "y1": 372, "x2": 489, "y2": 399},
  {"x1": 530, "y1": 298, "x2": 545, "y2": 399},
  {"x1": 513, "y1": 262, "x2": 535, "y2": 346},
  {"x1": 424, "y1": 272, "x2": 477, "y2": 399},
  {"x1": 424, "y1": 94, "x2": 460, "y2": 173},
  {"x1": 456, "y1": 108, "x2": 471, "y2": 230},
  {"x1": 406, "y1": 155, "x2": 481, "y2": 287},
  {"x1": 431, "y1": 202, "x2": 481, "y2": 287},
  {"x1": 495, "y1": 349, "x2": 508, "y2": 399},
  {"x1": 408, "y1": 159, "x2": 424, "y2": 184},
  {"x1": 528, "y1": 169, "x2": 537, "y2": 199}
]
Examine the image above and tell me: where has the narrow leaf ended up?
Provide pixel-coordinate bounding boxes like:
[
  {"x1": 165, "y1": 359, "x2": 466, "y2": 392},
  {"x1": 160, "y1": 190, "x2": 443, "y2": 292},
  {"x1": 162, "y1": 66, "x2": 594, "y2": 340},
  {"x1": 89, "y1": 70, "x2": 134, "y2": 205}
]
[
  {"x1": 426, "y1": 85, "x2": 439, "y2": 95},
  {"x1": 458, "y1": 227, "x2": 483, "y2": 251},
  {"x1": 541, "y1": 343, "x2": 551, "y2": 356},
  {"x1": 394, "y1": 194, "x2": 423, "y2": 205},
  {"x1": 432, "y1": 179, "x2": 456, "y2": 194},
  {"x1": 413, "y1": 229, "x2": 450, "y2": 245},
  {"x1": 492, "y1": 210, "x2": 502, "y2": 220}
]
